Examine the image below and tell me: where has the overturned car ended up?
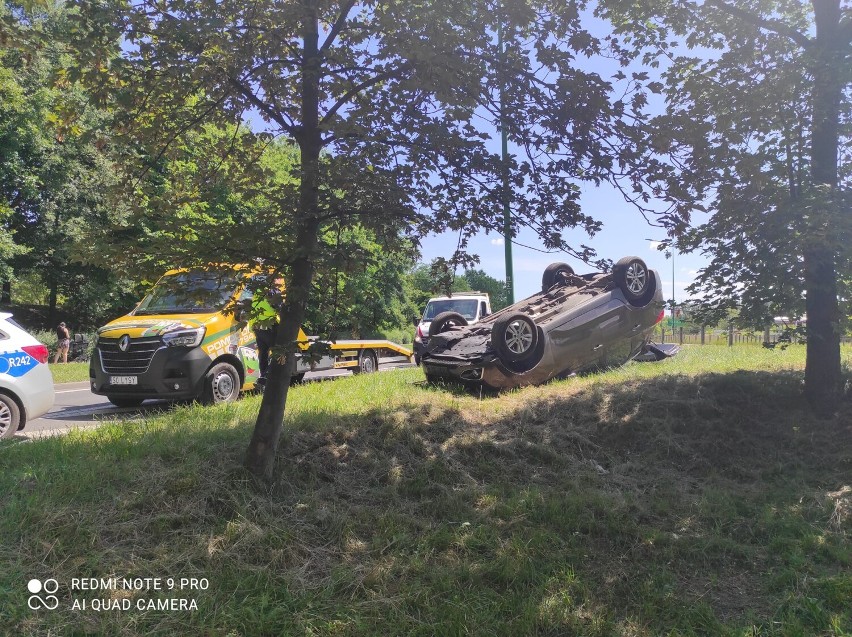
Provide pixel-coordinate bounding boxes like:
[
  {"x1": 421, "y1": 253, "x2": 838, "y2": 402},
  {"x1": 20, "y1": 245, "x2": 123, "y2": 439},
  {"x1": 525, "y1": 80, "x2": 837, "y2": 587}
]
[{"x1": 421, "y1": 257, "x2": 677, "y2": 390}]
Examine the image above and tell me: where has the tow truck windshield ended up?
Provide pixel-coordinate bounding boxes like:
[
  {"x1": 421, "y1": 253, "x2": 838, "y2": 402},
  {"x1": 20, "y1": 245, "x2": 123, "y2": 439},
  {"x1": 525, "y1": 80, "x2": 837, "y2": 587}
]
[
  {"x1": 423, "y1": 299, "x2": 479, "y2": 321},
  {"x1": 134, "y1": 271, "x2": 241, "y2": 315}
]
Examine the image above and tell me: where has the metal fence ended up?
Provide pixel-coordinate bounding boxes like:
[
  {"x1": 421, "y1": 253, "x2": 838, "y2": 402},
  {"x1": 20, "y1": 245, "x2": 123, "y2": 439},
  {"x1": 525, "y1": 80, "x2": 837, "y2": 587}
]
[{"x1": 658, "y1": 326, "x2": 852, "y2": 347}]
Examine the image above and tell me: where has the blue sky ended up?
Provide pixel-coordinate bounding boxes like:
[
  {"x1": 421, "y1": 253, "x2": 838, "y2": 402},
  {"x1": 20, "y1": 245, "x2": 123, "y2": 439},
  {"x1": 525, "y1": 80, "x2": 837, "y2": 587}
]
[{"x1": 418, "y1": 181, "x2": 708, "y2": 303}]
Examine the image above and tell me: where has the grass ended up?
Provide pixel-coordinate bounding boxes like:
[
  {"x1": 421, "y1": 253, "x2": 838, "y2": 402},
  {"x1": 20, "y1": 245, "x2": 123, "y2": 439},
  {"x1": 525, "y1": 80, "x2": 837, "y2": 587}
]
[
  {"x1": 2, "y1": 344, "x2": 851, "y2": 636},
  {"x1": 49, "y1": 362, "x2": 90, "y2": 384}
]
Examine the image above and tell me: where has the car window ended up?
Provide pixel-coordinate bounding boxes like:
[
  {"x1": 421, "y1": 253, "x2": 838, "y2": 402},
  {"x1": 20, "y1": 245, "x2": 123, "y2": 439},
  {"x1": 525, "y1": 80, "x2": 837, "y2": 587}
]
[
  {"x1": 480, "y1": 301, "x2": 488, "y2": 318},
  {"x1": 423, "y1": 299, "x2": 478, "y2": 321}
]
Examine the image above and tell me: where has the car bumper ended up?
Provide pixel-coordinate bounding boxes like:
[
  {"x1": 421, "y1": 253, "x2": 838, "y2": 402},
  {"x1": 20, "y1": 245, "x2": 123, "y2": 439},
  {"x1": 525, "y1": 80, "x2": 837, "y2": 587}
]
[
  {"x1": 17, "y1": 364, "x2": 55, "y2": 425},
  {"x1": 90, "y1": 346, "x2": 212, "y2": 400},
  {"x1": 413, "y1": 339, "x2": 427, "y2": 357},
  {"x1": 422, "y1": 354, "x2": 560, "y2": 390}
]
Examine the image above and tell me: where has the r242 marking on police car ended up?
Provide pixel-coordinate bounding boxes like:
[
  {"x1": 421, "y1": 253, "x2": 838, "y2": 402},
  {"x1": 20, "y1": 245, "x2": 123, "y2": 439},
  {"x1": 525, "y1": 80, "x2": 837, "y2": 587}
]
[{"x1": 6, "y1": 355, "x2": 32, "y2": 367}]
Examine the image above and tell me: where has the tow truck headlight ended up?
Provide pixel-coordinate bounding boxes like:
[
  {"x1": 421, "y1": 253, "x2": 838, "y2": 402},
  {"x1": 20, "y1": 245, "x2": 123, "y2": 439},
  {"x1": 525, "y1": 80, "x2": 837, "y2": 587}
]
[{"x1": 163, "y1": 327, "x2": 206, "y2": 348}]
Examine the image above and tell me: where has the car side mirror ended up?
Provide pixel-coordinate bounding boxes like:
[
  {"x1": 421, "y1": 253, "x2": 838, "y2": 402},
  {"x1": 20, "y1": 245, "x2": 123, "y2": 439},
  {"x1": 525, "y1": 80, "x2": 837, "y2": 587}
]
[{"x1": 412, "y1": 316, "x2": 421, "y2": 326}]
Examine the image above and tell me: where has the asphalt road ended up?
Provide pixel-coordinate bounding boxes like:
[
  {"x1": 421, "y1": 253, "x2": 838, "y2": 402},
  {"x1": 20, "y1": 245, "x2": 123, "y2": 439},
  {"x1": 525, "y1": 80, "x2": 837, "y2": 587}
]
[{"x1": 23, "y1": 361, "x2": 415, "y2": 439}]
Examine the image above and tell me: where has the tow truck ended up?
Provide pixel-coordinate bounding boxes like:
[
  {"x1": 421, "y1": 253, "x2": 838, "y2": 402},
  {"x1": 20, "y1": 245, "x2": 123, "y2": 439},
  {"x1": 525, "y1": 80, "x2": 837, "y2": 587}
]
[{"x1": 89, "y1": 267, "x2": 413, "y2": 407}]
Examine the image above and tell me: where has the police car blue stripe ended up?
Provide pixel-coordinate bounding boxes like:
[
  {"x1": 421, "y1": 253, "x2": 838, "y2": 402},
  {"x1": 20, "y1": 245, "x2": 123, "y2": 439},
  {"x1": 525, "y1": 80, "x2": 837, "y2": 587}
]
[{"x1": 0, "y1": 350, "x2": 39, "y2": 378}]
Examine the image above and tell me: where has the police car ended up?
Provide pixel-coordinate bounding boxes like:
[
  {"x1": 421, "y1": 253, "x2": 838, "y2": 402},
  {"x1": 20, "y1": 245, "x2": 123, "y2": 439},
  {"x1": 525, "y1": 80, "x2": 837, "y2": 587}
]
[{"x1": 0, "y1": 313, "x2": 55, "y2": 438}]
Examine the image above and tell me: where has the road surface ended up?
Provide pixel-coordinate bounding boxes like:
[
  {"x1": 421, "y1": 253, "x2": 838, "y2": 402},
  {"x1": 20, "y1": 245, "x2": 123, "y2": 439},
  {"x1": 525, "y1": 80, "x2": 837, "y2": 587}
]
[{"x1": 23, "y1": 361, "x2": 415, "y2": 438}]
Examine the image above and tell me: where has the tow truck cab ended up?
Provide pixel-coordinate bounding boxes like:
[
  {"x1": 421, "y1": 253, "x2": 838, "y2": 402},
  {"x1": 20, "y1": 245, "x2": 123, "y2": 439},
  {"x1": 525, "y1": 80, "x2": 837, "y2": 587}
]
[{"x1": 89, "y1": 267, "x2": 299, "y2": 407}]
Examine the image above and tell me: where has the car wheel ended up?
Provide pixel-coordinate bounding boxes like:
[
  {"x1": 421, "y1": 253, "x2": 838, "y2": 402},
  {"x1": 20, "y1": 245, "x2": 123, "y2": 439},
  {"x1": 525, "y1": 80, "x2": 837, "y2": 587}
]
[
  {"x1": 107, "y1": 396, "x2": 144, "y2": 408},
  {"x1": 0, "y1": 393, "x2": 21, "y2": 439},
  {"x1": 491, "y1": 313, "x2": 539, "y2": 363},
  {"x1": 541, "y1": 262, "x2": 575, "y2": 292},
  {"x1": 613, "y1": 256, "x2": 655, "y2": 306},
  {"x1": 201, "y1": 362, "x2": 241, "y2": 405},
  {"x1": 428, "y1": 312, "x2": 468, "y2": 337},
  {"x1": 352, "y1": 349, "x2": 378, "y2": 374}
]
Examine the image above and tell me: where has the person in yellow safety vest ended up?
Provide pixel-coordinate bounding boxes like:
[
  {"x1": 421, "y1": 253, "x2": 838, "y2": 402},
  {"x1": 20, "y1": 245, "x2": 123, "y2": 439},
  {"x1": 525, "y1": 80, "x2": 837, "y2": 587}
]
[{"x1": 251, "y1": 278, "x2": 283, "y2": 386}]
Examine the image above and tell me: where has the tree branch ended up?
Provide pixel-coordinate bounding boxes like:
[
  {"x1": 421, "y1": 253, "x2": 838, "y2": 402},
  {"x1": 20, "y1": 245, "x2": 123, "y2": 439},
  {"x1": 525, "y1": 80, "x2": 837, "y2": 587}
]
[
  {"x1": 319, "y1": 0, "x2": 357, "y2": 55},
  {"x1": 229, "y1": 77, "x2": 295, "y2": 134},
  {"x1": 130, "y1": 93, "x2": 230, "y2": 191},
  {"x1": 703, "y1": 0, "x2": 813, "y2": 49},
  {"x1": 320, "y1": 65, "x2": 411, "y2": 126}
]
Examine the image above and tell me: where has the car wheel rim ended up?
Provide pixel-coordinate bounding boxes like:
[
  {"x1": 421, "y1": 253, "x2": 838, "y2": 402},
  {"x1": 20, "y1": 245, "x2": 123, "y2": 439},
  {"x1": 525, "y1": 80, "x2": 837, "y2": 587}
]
[
  {"x1": 363, "y1": 356, "x2": 375, "y2": 373},
  {"x1": 505, "y1": 320, "x2": 534, "y2": 354},
  {"x1": 0, "y1": 402, "x2": 10, "y2": 432},
  {"x1": 626, "y1": 263, "x2": 647, "y2": 294},
  {"x1": 213, "y1": 371, "x2": 236, "y2": 402}
]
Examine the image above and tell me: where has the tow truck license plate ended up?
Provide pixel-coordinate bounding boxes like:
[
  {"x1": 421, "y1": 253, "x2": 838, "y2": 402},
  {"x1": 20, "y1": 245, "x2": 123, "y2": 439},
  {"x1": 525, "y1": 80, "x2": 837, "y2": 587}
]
[{"x1": 110, "y1": 376, "x2": 138, "y2": 385}]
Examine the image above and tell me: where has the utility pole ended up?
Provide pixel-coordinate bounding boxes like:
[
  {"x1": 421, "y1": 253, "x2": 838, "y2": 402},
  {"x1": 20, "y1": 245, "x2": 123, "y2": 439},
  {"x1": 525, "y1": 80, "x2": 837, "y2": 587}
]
[
  {"x1": 498, "y1": 18, "x2": 514, "y2": 304},
  {"x1": 672, "y1": 249, "x2": 676, "y2": 317}
]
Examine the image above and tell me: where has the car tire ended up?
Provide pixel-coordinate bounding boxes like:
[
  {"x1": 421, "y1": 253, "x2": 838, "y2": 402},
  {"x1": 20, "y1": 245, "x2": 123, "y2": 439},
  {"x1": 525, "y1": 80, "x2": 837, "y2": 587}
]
[
  {"x1": 541, "y1": 262, "x2": 575, "y2": 291},
  {"x1": 200, "y1": 362, "x2": 240, "y2": 405},
  {"x1": 107, "y1": 396, "x2": 144, "y2": 408},
  {"x1": 491, "y1": 313, "x2": 539, "y2": 363},
  {"x1": 0, "y1": 393, "x2": 21, "y2": 439},
  {"x1": 428, "y1": 312, "x2": 468, "y2": 337},
  {"x1": 352, "y1": 349, "x2": 378, "y2": 374},
  {"x1": 613, "y1": 256, "x2": 655, "y2": 306}
]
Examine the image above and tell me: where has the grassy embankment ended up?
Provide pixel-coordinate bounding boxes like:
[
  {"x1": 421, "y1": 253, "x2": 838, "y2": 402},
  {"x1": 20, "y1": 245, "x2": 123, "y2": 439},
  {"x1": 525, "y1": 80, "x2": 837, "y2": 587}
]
[
  {"x1": 48, "y1": 362, "x2": 90, "y2": 384},
  {"x1": 2, "y1": 345, "x2": 851, "y2": 636}
]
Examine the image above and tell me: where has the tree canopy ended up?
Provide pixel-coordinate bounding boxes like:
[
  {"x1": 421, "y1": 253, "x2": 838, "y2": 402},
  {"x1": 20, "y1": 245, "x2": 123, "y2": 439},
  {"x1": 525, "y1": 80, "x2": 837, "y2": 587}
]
[
  {"x1": 600, "y1": 0, "x2": 852, "y2": 410},
  {"x1": 0, "y1": 1, "x2": 138, "y2": 325}
]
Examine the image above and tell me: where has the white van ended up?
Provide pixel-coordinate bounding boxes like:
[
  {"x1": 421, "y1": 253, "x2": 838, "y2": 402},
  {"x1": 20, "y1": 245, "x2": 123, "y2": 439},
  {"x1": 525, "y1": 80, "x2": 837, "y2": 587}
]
[{"x1": 413, "y1": 293, "x2": 491, "y2": 364}]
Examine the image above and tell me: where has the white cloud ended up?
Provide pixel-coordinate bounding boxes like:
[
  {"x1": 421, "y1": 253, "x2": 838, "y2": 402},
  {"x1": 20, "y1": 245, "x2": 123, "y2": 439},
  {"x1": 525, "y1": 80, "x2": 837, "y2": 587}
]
[{"x1": 490, "y1": 237, "x2": 505, "y2": 246}]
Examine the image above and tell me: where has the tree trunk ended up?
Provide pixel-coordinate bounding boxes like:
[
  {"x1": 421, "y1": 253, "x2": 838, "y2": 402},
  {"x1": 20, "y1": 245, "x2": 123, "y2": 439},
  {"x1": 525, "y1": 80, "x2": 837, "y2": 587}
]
[
  {"x1": 803, "y1": 0, "x2": 843, "y2": 411},
  {"x1": 244, "y1": 218, "x2": 320, "y2": 479},
  {"x1": 1, "y1": 281, "x2": 10, "y2": 304},
  {"x1": 48, "y1": 279, "x2": 58, "y2": 326},
  {"x1": 803, "y1": 248, "x2": 841, "y2": 409},
  {"x1": 244, "y1": 0, "x2": 323, "y2": 480}
]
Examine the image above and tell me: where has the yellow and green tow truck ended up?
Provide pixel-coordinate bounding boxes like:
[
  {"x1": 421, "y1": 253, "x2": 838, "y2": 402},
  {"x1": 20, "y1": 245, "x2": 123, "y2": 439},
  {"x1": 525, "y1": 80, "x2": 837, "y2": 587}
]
[{"x1": 89, "y1": 267, "x2": 412, "y2": 407}]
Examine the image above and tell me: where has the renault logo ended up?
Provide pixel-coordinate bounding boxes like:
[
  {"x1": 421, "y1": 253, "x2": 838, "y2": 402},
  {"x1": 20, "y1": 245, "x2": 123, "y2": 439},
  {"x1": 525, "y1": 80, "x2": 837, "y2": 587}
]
[{"x1": 118, "y1": 335, "x2": 131, "y2": 352}]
